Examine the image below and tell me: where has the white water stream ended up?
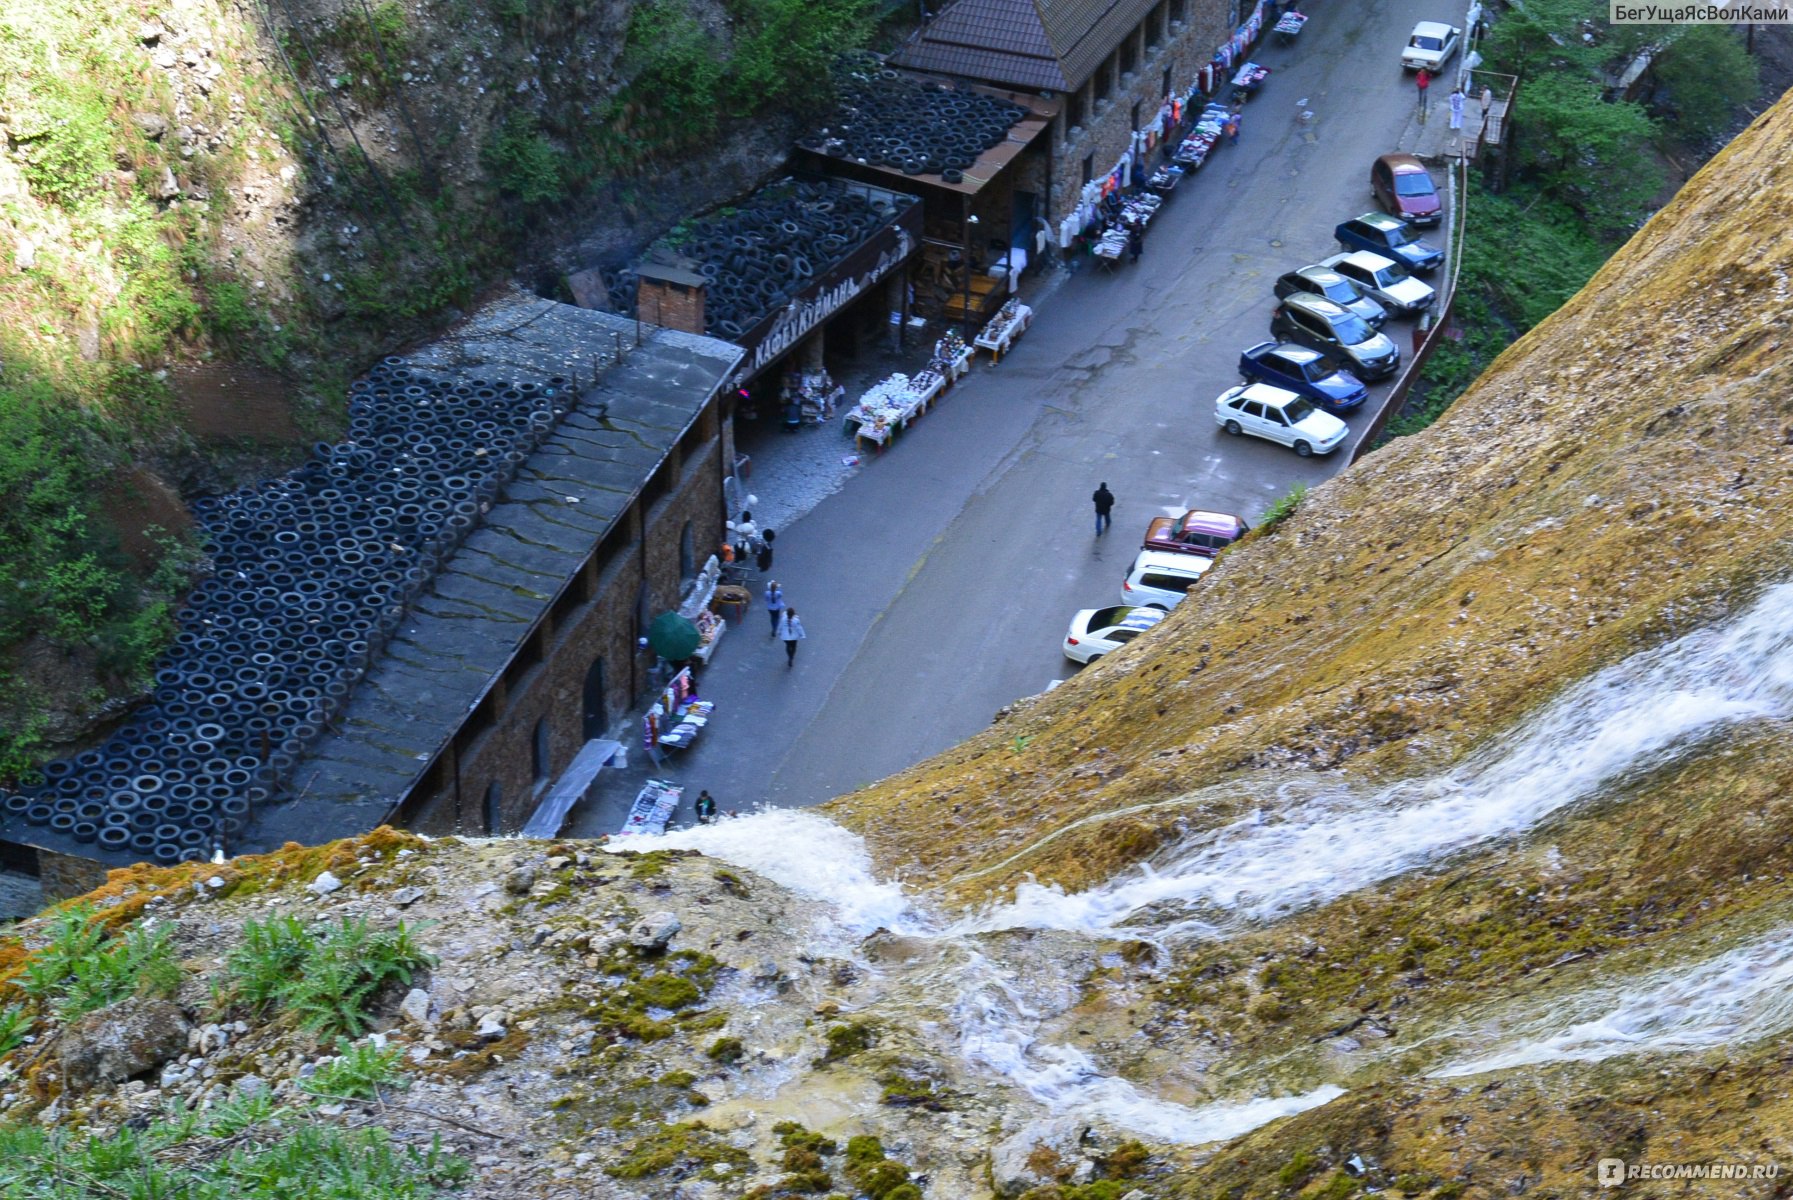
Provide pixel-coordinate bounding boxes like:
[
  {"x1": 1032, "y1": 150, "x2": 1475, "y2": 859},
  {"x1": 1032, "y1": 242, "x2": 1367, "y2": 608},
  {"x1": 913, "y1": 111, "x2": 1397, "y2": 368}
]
[
  {"x1": 1434, "y1": 927, "x2": 1793, "y2": 1077},
  {"x1": 622, "y1": 584, "x2": 1793, "y2": 1142}
]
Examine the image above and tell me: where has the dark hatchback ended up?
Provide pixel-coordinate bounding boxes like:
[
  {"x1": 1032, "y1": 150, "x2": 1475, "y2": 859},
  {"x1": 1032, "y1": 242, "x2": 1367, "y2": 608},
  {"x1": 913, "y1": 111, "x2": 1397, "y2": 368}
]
[{"x1": 1239, "y1": 340, "x2": 1369, "y2": 412}]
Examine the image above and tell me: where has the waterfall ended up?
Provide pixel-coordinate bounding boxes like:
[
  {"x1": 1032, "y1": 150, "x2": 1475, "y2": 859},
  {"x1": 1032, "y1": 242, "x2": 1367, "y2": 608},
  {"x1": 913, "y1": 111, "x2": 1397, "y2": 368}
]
[
  {"x1": 1434, "y1": 927, "x2": 1793, "y2": 1077},
  {"x1": 966, "y1": 582, "x2": 1793, "y2": 937}
]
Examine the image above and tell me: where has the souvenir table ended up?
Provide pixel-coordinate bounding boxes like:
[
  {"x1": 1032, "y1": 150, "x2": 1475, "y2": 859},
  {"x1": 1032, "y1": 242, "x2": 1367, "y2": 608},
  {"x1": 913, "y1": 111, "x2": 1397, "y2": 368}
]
[
  {"x1": 974, "y1": 299, "x2": 1034, "y2": 360},
  {"x1": 1092, "y1": 227, "x2": 1129, "y2": 269},
  {"x1": 1232, "y1": 61, "x2": 1270, "y2": 93},
  {"x1": 689, "y1": 608, "x2": 726, "y2": 665},
  {"x1": 788, "y1": 369, "x2": 844, "y2": 424},
  {"x1": 845, "y1": 373, "x2": 935, "y2": 450},
  {"x1": 932, "y1": 332, "x2": 973, "y2": 383},
  {"x1": 642, "y1": 668, "x2": 715, "y2": 762},
  {"x1": 1146, "y1": 165, "x2": 1185, "y2": 194},
  {"x1": 617, "y1": 779, "x2": 682, "y2": 837},
  {"x1": 1273, "y1": 10, "x2": 1306, "y2": 39}
]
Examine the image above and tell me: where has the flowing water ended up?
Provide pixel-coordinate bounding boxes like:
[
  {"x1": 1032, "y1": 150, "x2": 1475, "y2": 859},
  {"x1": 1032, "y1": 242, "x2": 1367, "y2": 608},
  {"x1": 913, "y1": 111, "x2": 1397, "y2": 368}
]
[
  {"x1": 1433, "y1": 926, "x2": 1793, "y2": 1077},
  {"x1": 619, "y1": 584, "x2": 1793, "y2": 1142}
]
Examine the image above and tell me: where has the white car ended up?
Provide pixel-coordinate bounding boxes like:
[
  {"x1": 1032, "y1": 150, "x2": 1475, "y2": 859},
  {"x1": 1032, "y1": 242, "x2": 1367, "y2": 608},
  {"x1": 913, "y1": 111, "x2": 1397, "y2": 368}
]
[
  {"x1": 1215, "y1": 382, "x2": 1351, "y2": 457},
  {"x1": 1063, "y1": 605, "x2": 1166, "y2": 663},
  {"x1": 1123, "y1": 549, "x2": 1213, "y2": 609},
  {"x1": 1402, "y1": 21, "x2": 1461, "y2": 71},
  {"x1": 1322, "y1": 251, "x2": 1437, "y2": 316}
]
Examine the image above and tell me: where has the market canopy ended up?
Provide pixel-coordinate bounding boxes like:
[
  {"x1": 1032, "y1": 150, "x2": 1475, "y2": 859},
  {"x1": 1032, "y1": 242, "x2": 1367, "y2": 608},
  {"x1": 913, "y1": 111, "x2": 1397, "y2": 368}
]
[{"x1": 647, "y1": 611, "x2": 703, "y2": 661}]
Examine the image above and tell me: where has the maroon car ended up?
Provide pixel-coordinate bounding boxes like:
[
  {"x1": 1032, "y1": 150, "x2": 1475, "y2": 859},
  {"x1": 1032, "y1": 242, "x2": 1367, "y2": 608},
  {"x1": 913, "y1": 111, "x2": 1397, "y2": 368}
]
[
  {"x1": 1371, "y1": 154, "x2": 1441, "y2": 227},
  {"x1": 1142, "y1": 509, "x2": 1250, "y2": 558}
]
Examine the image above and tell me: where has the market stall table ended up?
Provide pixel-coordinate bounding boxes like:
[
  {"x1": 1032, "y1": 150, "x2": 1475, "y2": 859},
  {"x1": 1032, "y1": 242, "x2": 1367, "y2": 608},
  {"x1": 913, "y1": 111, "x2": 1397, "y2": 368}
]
[
  {"x1": 975, "y1": 299, "x2": 1034, "y2": 360},
  {"x1": 1273, "y1": 11, "x2": 1306, "y2": 42},
  {"x1": 617, "y1": 779, "x2": 682, "y2": 837},
  {"x1": 845, "y1": 373, "x2": 932, "y2": 452},
  {"x1": 643, "y1": 667, "x2": 715, "y2": 764}
]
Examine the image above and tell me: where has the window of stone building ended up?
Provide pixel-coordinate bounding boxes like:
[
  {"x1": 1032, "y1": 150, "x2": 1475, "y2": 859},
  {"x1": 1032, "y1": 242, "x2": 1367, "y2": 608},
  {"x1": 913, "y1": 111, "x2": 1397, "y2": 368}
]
[
  {"x1": 1120, "y1": 33, "x2": 1137, "y2": 77},
  {"x1": 583, "y1": 655, "x2": 608, "y2": 740},
  {"x1": 533, "y1": 717, "x2": 551, "y2": 785},
  {"x1": 1094, "y1": 59, "x2": 1112, "y2": 102},
  {"x1": 484, "y1": 781, "x2": 502, "y2": 835},
  {"x1": 679, "y1": 520, "x2": 695, "y2": 585},
  {"x1": 1169, "y1": 0, "x2": 1186, "y2": 24},
  {"x1": 1131, "y1": 100, "x2": 1142, "y2": 132},
  {"x1": 1082, "y1": 153, "x2": 1094, "y2": 184},
  {"x1": 1163, "y1": 66, "x2": 1173, "y2": 100},
  {"x1": 1066, "y1": 86, "x2": 1086, "y2": 130},
  {"x1": 1148, "y1": 0, "x2": 1167, "y2": 48}
]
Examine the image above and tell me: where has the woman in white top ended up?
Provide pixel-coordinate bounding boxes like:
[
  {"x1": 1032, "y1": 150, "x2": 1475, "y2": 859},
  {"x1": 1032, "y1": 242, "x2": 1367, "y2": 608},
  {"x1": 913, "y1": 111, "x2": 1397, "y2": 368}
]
[{"x1": 777, "y1": 608, "x2": 806, "y2": 668}]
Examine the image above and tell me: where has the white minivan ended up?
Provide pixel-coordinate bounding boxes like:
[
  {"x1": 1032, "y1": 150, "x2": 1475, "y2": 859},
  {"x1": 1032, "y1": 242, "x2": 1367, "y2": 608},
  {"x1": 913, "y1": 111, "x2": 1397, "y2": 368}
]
[{"x1": 1123, "y1": 549, "x2": 1213, "y2": 609}]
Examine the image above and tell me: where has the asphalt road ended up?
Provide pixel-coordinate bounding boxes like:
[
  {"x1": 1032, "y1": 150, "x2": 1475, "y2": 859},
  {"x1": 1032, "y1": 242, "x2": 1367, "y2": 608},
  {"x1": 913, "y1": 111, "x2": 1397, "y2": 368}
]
[{"x1": 571, "y1": 0, "x2": 1453, "y2": 828}]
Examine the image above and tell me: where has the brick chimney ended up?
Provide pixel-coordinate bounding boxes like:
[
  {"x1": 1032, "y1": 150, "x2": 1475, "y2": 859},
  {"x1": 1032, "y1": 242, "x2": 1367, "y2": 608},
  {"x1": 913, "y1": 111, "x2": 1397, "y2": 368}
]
[{"x1": 635, "y1": 259, "x2": 708, "y2": 336}]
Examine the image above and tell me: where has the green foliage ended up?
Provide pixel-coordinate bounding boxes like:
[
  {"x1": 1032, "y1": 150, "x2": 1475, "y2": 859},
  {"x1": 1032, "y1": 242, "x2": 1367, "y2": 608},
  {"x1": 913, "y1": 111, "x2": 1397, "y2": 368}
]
[
  {"x1": 9, "y1": 81, "x2": 114, "y2": 207},
  {"x1": 707, "y1": 1035, "x2": 746, "y2": 1063},
  {"x1": 1258, "y1": 483, "x2": 1307, "y2": 531},
  {"x1": 1650, "y1": 25, "x2": 1758, "y2": 144},
  {"x1": 0, "y1": 1002, "x2": 33, "y2": 1057},
  {"x1": 723, "y1": 0, "x2": 873, "y2": 113},
  {"x1": 1518, "y1": 73, "x2": 1661, "y2": 234},
  {"x1": 16, "y1": 906, "x2": 181, "y2": 1021},
  {"x1": 840, "y1": 1136, "x2": 915, "y2": 1200},
  {"x1": 303, "y1": 1037, "x2": 409, "y2": 1099},
  {"x1": 0, "y1": 1100, "x2": 469, "y2": 1198},
  {"x1": 222, "y1": 917, "x2": 435, "y2": 1038},
  {"x1": 624, "y1": 3, "x2": 727, "y2": 124},
  {"x1": 482, "y1": 111, "x2": 566, "y2": 206}
]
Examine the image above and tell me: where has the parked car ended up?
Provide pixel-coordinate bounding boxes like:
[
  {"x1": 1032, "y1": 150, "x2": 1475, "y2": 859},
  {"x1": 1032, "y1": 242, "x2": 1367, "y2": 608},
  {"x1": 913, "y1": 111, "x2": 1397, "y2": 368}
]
[
  {"x1": 1239, "y1": 340, "x2": 1369, "y2": 413},
  {"x1": 1274, "y1": 265, "x2": 1388, "y2": 328},
  {"x1": 1123, "y1": 550, "x2": 1214, "y2": 609},
  {"x1": 1143, "y1": 509, "x2": 1251, "y2": 557},
  {"x1": 1371, "y1": 154, "x2": 1441, "y2": 226},
  {"x1": 1063, "y1": 605, "x2": 1166, "y2": 663},
  {"x1": 1321, "y1": 251, "x2": 1437, "y2": 316},
  {"x1": 1401, "y1": 20, "x2": 1461, "y2": 70},
  {"x1": 1215, "y1": 381, "x2": 1350, "y2": 458},
  {"x1": 1336, "y1": 212, "x2": 1445, "y2": 274},
  {"x1": 1269, "y1": 293, "x2": 1401, "y2": 381}
]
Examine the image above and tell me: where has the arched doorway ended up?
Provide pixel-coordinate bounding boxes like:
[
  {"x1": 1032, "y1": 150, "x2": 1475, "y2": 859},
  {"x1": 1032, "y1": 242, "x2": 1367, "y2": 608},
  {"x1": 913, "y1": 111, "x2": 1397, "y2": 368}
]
[
  {"x1": 484, "y1": 780, "x2": 502, "y2": 835},
  {"x1": 582, "y1": 655, "x2": 607, "y2": 740}
]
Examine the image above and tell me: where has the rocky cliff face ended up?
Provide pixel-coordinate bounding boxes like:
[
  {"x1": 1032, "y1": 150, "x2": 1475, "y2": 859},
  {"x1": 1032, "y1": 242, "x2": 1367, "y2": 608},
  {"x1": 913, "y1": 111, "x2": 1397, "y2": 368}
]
[{"x1": 5, "y1": 80, "x2": 1793, "y2": 1200}]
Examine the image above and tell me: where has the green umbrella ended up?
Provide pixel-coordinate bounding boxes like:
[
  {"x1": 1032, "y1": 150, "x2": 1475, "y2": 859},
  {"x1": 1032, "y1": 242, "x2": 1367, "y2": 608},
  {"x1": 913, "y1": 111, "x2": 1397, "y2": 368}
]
[{"x1": 647, "y1": 611, "x2": 702, "y2": 661}]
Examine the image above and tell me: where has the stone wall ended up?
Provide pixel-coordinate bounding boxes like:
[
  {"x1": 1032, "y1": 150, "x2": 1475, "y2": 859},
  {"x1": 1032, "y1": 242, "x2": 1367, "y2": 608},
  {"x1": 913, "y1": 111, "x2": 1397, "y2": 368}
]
[
  {"x1": 38, "y1": 849, "x2": 110, "y2": 903},
  {"x1": 402, "y1": 427, "x2": 727, "y2": 836},
  {"x1": 1048, "y1": 0, "x2": 1236, "y2": 230}
]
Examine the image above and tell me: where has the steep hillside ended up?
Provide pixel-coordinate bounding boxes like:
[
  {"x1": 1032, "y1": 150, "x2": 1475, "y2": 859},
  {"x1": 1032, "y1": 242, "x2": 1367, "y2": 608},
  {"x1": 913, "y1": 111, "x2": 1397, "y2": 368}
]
[{"x1": 6, "y1": 70, "x2": 1793, "y2": 1200}]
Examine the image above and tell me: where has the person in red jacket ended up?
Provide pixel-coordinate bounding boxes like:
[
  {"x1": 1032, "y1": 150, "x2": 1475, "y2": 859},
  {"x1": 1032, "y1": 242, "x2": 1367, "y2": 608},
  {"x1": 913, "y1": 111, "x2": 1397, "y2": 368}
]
[{"x1": 1415, "y1": 67, "x2": 1431, "y2": 113}]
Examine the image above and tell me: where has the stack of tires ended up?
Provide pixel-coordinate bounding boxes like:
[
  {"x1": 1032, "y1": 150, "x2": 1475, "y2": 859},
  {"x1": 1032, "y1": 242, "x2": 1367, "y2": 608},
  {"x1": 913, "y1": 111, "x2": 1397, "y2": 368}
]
[
  {"x1": 796, "y1": 60, "x2": 1028, "y2": 185},
  {"x1": 0, "y1": 362, "x2": 575, "y2": 865},
  {"x1": 610, "y1": 178, "x2": 919, "y2": 342}
]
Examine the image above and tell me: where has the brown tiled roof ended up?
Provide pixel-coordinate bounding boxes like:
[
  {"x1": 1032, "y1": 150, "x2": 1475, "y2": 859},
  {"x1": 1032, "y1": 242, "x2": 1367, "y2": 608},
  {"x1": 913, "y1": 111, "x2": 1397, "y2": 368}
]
[{"x1": 891, "y1": 0, "x2": 1161, "y2": 92}]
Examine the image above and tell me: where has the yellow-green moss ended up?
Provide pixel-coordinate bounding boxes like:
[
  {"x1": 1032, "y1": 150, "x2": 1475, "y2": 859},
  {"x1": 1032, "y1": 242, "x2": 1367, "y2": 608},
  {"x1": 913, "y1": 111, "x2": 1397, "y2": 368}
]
[
  {"x1": 819, "y1": 1020, "x2": 877, "y2": 1063},
  {"x1": 606, "y1": 1121, "x2": 751, "y2": 1180}
]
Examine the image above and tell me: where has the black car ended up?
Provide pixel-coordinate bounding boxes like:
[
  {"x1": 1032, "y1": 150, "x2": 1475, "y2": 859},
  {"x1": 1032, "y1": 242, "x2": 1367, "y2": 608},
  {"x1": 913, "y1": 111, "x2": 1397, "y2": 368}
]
[
  {"x1": 1273, "y1": 265, "x2": 1388, "y2": 329},
  {"x1": 1269, "y1": 294, "x2": 1401, "y2": 381}
]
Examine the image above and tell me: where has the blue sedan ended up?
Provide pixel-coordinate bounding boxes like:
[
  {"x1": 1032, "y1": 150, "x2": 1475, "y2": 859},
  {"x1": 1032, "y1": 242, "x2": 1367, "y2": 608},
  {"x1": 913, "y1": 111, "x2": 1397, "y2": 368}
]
[
  {"x1": 1239, "y1": 341, "x2": 1368, "y2": 413},
  {"x1": 1335, "y1": 212, "x2": 1445, "y2": 274}
]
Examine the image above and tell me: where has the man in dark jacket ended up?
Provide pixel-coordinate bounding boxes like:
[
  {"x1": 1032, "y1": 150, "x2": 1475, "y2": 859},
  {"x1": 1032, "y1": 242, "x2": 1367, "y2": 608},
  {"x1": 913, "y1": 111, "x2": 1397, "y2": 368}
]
[{"x1": 1092, "y1": 483, "x2": 1116, "y2": 535}]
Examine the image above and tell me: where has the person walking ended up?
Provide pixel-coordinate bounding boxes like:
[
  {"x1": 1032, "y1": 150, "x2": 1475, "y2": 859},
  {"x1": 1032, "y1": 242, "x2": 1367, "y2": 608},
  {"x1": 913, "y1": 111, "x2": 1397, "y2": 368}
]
[
  {"x1": 1224, "y1": 111, "x2": 1240, "y2": 145},
  {"x1": 755, "y1": 528, "x2": 776, "y2": 574},
  {"x1": 777, "y1": 608, "x2": 806, "y2": 668},
  {"x1": 1448, "y1": 86, "x2": 1465, "y2": 131},
  {"x1": 1415, "y1": 68, "x2": 1430, "y2": 114},
  {"x1": 694, "y1": 790, "x2": 718, "y2": 825},
  {"x1": 1126, "y1": 222, "x2": 1143, "y2": 264},
  {"x1": 764, "y1": 579, "x2": 785, "y2": 637},
  {"x1": 1092, "y1": 482, "x2": 1116, "y2": 536},
  {"x1": 1480, "y1": 84, "x2": 1494, "y2": 126}
]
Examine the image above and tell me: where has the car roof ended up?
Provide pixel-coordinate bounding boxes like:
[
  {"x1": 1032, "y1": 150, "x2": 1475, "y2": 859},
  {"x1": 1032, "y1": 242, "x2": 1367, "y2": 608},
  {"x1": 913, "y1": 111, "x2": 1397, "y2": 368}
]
[
  {"x1": 1295, "y1": 264, "x2": 1350, "y2": 286},
  {"x1": 1284, "y1": 292, "x2": 1352, "y2": 318},
  {"x1": 1352, "y1": 211, "x2": 1405, "y2": 230},
  {"x1": 1132, "y1": 549, "x2": 1215, "y2": 574},
  {"x1": 1115, "y1": 608, "x2": 1166, "y2": 631},
  {"x1": 1268, "y1": 342, "x2": 1324, "y2": 364},
  {"x1": 1177, "y1": 509, "x2": 1247, "y2": 533},
  {"x1": 1376, "y1": 153, "x2": 1428, "y2": 174},
  {"x1": 1237, "y1": 381, "x2": 1304, "y2": 407},
  {"x1": 1412, "y1": 20, "x2": 1455, "y2": 35},
  {"x1": 1329, "y1": 249, "x2": 1400, "y2": 272}
]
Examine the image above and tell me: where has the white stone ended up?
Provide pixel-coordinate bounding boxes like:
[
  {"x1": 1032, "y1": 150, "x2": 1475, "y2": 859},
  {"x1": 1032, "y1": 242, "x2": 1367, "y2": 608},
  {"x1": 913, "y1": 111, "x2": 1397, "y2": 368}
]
[
  {"x1": 399, "y1": 988, "x2": 433, "y2": 1026},
  {"x1": 307, "y1": 871, "x2": 343, "y2": 896}
]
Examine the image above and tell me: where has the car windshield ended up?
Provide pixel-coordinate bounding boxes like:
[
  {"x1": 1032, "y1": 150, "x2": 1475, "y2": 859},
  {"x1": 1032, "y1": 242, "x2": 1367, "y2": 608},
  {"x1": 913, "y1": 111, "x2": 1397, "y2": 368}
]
[
  {"x1": 1320, "y1": 278, "x2": 1358, "y2": 302},
  {"x1": 1283, "y1": 397, "x2": 1318, "y2": 423},
  {"x1": 1385, "y1": 225, "x2": 1415, "y2": 246},
  {"x1": 1371, "y1": 260, "x2": 1410, "y2": 284},
  {"x1": 1394, "y1": 174, "x2": 1435, "y2": 197},
  {"x1": 1410, "y1": 34, "x2": 1443, "y2": 49},
  {"x1": 1331, "y1": 313, "x2": 1374, "y2": 343}
]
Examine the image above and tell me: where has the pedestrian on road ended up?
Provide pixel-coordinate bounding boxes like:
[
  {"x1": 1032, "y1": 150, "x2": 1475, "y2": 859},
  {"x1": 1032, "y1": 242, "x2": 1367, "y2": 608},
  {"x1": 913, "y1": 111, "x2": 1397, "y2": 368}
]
[
  {"x1": 1448, "y1": 87, "x2": 1465, "y2": 131},
  {"x1": 765, "y1": 579, "x2": 785, "y2": 637},
  {"x1": 1126, "y1": 223, "x2": 1143, "y2": 264},
  {"x1": 1480, "y1": 84, "x2": 1494, "y2": 124},
  {"x1": 756, "y1": 528, "x2": 776, "y2": 574},
  {"x1": 1224, "y1": 112, "x2": 1240, "y2": 145},
  {"x1": 777, "y1": 608, "x2": 806, "y2": 668},
  {"x1": 1415, "y1": 68, "x2": 1430, "y2": 114},
  {"x1": 695, "y1": 790, "x2": 717, "y2": 824},
  {"x1": 1092, "y1": 482, "x2": 1116, "y2": 536}
]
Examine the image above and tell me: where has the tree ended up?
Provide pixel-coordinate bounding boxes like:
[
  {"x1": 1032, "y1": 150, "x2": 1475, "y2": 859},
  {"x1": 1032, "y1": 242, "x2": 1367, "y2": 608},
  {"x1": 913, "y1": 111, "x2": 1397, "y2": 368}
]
[
  {"x1": 1517, "y1": 72, "x2": 1662, "y2": 234},
  {"x1": 1649, "y1": 25, "x2": 1759, "y2": 144}
]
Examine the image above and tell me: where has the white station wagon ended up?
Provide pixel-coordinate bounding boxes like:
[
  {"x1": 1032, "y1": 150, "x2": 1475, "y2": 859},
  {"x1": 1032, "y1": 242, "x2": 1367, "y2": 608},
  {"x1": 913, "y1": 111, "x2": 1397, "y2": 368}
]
[{"x1": 1215, "y1": 382, "x2": 1350, "y2": 457}]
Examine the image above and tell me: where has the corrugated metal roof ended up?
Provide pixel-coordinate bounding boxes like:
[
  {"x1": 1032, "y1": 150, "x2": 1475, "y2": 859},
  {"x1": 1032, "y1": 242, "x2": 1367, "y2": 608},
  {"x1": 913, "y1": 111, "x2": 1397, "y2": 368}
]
[{"x1": 891, "y1": 0, "x2": 1162, "y2": 92}]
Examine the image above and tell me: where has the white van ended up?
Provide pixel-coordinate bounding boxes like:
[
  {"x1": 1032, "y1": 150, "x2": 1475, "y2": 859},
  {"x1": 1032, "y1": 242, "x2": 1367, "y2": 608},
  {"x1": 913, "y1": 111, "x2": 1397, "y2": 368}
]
[{"x1": 1123, "y1": 549, "x2": 1213, "y2": 609}]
